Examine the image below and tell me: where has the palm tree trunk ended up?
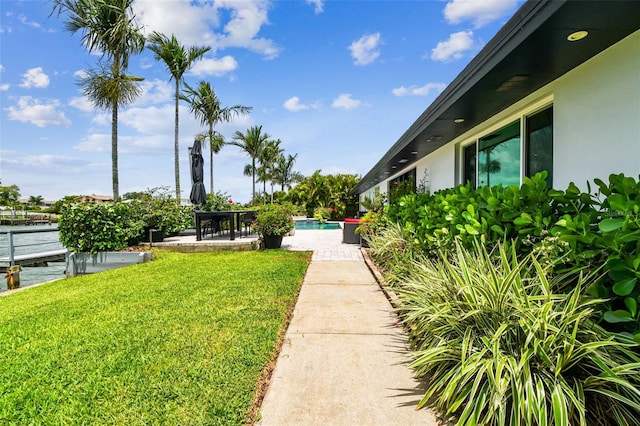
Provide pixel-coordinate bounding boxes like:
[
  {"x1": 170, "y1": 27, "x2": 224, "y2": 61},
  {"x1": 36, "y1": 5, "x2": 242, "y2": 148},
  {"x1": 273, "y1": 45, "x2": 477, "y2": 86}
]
[
  {"x1": 210, "y1": 148, "x2": 214, "y2": 194},
  {"x1": 112, "y1": 103, "x2": 119, "y2": 201},
  {"x1": 174, "y1": 79, "x2": 181, "y2": 201},
  {"x1": 252, "y1": 158, "x2": 256, "y2": 201}
]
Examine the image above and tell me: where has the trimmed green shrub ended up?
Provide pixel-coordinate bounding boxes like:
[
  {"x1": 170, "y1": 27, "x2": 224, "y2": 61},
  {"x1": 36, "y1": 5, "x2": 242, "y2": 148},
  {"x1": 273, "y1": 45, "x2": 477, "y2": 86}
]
[
  {"x1": 383, "y1": 172, "x2": 640, "y2": 337},
  {"x1": 396, "y1": 241, "x2": 640, "y2": 425},
  {"x1": 253, "y1": 203, "x2": 294, "y2": 237},
  {"x1": 59, "y1": 202, "x2": 145, "y2": 253}
]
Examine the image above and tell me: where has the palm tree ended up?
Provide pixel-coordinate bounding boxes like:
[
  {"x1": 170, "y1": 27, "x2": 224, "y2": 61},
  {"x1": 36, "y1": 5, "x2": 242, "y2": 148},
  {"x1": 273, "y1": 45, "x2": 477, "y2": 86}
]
[
  {"x1": 182, "y1": 81, "x2": 251, "y2": 194},
  {"x1": 78, "y1": 64, "x2": 143, "y2": 194},
  {"x1": 147, "y1": 33, "x2": 211, "y2": 201},
  {"x1": 28, "y1": 195, "x2": 44, "y2": 207},
  {"x1": 229, "y1": 125, "x2": 270, "y2": 201},
  {"x1": 258, "y1": 139, "x2": 283, "y2": 201},
  {"x1": 273, "y1": 153, "x2": 304, "y2": 192},
  {"x1": 52, "y1": 0, "x2": 145, "y2": 201}
]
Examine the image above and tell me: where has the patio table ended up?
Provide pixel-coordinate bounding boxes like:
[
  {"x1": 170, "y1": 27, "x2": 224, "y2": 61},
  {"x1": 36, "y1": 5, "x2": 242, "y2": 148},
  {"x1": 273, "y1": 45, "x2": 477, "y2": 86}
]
[{"x1": 195, "y1": 210, "x2": 256, "y2": 241}]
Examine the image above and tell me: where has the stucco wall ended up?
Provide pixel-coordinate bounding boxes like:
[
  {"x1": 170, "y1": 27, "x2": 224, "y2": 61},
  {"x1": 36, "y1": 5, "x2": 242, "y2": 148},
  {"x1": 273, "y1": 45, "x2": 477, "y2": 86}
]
[
  {"x1": 553, "y1": 30, "x2": 640, "y2": 191},
  {"x1": 415, "y1": 144, "x2": 456, "y2": 193}
]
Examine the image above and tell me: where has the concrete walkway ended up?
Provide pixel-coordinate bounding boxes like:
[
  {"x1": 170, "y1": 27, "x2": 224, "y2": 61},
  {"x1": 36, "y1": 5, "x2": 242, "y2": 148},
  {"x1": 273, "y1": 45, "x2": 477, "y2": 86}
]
[{"x1": 257, "y1": 228, "x2": 439, "y2": 425}]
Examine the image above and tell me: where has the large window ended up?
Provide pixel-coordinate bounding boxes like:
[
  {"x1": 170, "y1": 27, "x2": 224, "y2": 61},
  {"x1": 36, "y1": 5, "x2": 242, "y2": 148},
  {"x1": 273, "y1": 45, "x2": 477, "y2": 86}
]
[
  {"x1": 478, "y1": 121, "x2": 521, "y2": 187},
  {"x1": 461, "y1": 105, "x2": 553, "y2": 188},
  {"x1": 463, "y1": 143, "x2": 477, "y2": 188},
  {"x1": 526, "y1": 106, "x2": 553, "y2": 187}
]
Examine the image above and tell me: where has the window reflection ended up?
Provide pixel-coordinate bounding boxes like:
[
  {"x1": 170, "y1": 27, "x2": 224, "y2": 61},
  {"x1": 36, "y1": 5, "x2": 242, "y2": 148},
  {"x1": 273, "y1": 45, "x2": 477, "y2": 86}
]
[{"x1": 478, "y1": 121, "x2": 521, "y2": 187}]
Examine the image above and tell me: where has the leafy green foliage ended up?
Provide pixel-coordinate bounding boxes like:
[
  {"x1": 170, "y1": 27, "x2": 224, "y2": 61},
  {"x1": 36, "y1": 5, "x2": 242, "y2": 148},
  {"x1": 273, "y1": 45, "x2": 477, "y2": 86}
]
[
  {"x1": 384, "y1": 172, "x2": 640, "y2": 336},
  {"x1": 58, "y1": 201, "x2": 145, "y2": 253},
  {"x1": 201, "y1": 190, "x2": 234, "y2": 211},
  {"x1": 253, "y1": 203, "x2": 295, "y2": 237},
  {"x1": 46, "y1": 195, "x2": 81, "y2": 214},
  {"x1": 0, "y1": 250, "x2": 310, "y2": 425},
  {"x1": 388, "y1": 177, "x2": 416, "y2": 204},
  {"x1": 396, "y1": 242, "x2": 640, "y2": 425},
  {"x1": 313, "y1": 206, "x2": 331, "y2": 223},
  {"x1": 124, "y1": 187, "x2": 193, "y2": 235},
  {"x1": 0, "y1": 183, "x2": 20, "y2": 209},
  {"x1": 285, "y1": 171, "x2": 360, "y2": 219}
]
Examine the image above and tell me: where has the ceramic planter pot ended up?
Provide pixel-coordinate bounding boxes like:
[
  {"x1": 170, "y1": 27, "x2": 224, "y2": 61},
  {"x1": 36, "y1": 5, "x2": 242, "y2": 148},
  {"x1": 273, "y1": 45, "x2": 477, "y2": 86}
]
[{"x1": 263, "y1": 234, "x2": 284, "y2": 249}]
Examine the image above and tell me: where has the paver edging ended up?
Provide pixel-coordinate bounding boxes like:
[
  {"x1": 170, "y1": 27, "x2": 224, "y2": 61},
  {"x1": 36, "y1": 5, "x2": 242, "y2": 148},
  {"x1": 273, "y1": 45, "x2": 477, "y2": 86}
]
[{"x1": 360, "y1": 247, "x2": 401, "y2": 309}]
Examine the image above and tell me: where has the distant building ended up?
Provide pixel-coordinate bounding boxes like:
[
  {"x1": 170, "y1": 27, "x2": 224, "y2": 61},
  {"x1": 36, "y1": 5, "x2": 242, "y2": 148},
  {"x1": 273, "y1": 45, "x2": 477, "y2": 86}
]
[
  {"x1": 354, "y1": 0, "x2": 640, "y2": 203},
  {"x1": 78, "y1": 194, "x2": 114, "y2": 203}
]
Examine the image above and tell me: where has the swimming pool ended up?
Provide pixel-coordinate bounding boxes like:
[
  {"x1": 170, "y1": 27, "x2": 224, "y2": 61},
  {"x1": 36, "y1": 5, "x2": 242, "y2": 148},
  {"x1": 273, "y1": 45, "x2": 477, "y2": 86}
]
[{"x1": 294, "y1": 219, "x2": 341, "y2": 230}]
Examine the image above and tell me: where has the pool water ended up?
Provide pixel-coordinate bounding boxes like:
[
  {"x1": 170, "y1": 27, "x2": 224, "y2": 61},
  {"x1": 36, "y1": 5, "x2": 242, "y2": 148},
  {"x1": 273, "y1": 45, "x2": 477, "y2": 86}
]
[{"x1": 294, "y1": 220, "x2": 341, "y2": 230}]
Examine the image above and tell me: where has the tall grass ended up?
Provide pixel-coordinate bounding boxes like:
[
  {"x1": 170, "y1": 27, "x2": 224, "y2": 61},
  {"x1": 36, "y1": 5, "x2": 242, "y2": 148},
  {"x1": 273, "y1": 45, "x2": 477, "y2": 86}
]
[
  {"x1": 395, "y1": 242, "x2": 640, "y2": 425},
  {"x1": 0, "y1": 250, "x2": 310, "y2": 425}
]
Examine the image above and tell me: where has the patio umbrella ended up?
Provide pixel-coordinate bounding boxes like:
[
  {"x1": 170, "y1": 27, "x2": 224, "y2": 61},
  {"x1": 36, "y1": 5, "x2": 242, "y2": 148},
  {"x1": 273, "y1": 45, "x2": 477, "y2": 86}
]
[{"x1": 189, "y1": 138, "x2": 207, "y2": 206}]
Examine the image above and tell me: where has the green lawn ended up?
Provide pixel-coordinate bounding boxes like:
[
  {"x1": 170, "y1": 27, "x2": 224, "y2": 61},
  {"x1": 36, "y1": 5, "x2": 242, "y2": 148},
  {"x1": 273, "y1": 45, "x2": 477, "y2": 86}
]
[{"x1": 0, "y1": 250, "x2": 311, "y2": 425}]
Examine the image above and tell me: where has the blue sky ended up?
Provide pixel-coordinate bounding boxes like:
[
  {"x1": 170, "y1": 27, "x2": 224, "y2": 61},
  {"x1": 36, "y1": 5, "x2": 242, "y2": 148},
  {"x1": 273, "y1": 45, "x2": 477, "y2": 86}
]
[{"x1": 1, "y1": 0, "x2": 523, "y2": 203}]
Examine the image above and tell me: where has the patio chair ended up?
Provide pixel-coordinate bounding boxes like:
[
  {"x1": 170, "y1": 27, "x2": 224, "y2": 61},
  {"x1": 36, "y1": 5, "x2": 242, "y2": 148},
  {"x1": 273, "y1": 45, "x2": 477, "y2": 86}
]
[
  {"x1": 201, "y1": 219, "x2": 214, "y2": 238},
  {"x1": 240, "y1": 212, "x2": 257, "y2": 236}
]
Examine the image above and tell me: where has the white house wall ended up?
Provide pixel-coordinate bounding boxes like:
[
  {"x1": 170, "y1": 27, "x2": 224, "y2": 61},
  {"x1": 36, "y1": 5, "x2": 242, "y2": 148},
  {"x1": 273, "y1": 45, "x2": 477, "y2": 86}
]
[
  {"x1": 415, "y1": 144, "x2": 456, "y2": 193},
  {"x1": 552, "y1": 30, "x2": 640, "y2": 191}
]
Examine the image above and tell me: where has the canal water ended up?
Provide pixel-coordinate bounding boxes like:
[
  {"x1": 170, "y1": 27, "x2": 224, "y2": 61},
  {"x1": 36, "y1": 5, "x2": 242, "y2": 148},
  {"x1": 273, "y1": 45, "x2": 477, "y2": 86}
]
[{"x1": 0, "y1": 225, "x2": 67, "y2": 291}]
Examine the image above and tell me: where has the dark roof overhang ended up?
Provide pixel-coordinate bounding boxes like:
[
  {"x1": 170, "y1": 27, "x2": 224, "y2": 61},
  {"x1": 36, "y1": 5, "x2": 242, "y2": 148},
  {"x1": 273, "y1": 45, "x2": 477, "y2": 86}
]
[{"x1": 353, "y1": 0, "x2": 640, "y2": 194}]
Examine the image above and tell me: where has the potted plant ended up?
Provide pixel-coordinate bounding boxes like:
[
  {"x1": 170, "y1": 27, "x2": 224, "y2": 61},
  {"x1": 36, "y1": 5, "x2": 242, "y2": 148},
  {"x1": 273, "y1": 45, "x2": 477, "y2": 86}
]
[{"x1": 253, "y1": 204, "x2": 294, "y2": 249}]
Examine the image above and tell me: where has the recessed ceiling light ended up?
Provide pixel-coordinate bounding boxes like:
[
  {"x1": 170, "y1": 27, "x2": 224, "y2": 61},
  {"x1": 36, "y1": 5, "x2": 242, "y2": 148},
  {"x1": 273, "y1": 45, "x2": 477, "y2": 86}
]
[
  {"x1": 454, "y1": 118, "x2": 465, "y2": 123},
  {"x1": 411, "y1": 151, "x2": 418, "y2": 155},
  {"x1": 391, "y1": 165, "x2": 397, "y2": 169},
  {"x1": 567, "y1": 31, "x2": 588, "y2": 42},
  {"x1": 384, "y1": 171, "x2": 390, "y2": 174},
  {"x1": 398, "y1": 158, "x2": 408, "y2": 163}
]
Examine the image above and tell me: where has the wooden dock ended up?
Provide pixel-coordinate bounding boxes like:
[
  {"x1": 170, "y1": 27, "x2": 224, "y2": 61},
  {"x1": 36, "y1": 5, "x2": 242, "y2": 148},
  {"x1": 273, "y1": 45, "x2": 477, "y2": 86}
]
[{"x1": 0, "y1": 249, "x2": 67, "y2": 270}]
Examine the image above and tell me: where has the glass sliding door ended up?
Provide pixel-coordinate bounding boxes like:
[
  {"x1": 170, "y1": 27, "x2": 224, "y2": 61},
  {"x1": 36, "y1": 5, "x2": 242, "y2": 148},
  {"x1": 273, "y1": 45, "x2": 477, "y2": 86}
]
[{"x1": 478, "y1": 120, "x2": 521, "y2": 187}]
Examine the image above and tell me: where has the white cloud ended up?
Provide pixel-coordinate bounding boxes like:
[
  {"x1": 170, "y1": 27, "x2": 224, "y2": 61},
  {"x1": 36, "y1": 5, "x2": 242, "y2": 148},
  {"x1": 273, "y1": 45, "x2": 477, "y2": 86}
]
[
  {"x1": 68, "y1": 96, "x2": 94, "y2": 112},
  {"x1": 74, "y1": 133, "x2": 110, "y2": 152},
  {"x1": 348, "y1": 33, "x2": 381, "y2": 66},
  {"x1": 135, "y1": 0, "x2": 217, "y2": 46},
  {"x1": 19, "y1": 67, "x2": 50, "y2": 89},
  {"x1": 135, "y1": 79, "x2": 173, "y2": 106},
  {"x1": 217, "y1": 1, "x2": 280, "y2": 59},
  {"x1": 392, "y1": 82, "x2": 447, "y2": 97},
  {"x1": 430, "y1": 30, "x2": 474, "y2": 62},
  {"x1": 284, "y1": 96, "x2": 309, "y2": 112},
  {"x1": 283, "y1": 96, "x2": 320, "y2": 112},
  {"x1": 18, "y1": 14, "x2": 41, "y2": 29},
  {"x1": 6, "y1": 96, "x2": 71, "y2": 127},
  {"x1": 332, "y1": 93, "x2": 362, "y2": 110},
  {"x1": 306, "y1": 0, "x2": 324, "y2": 14},
  {"x1": 444, "y1": 0, "x2": 519, "y2": 28},
  {"x1": 22, "y1": 154, "x2": 88, "y2": 169},
  {"x1": 119, "y1": 105, "x2": 175, "y2": 135},
  {"x1": 135, "y1": 0, "x2": 280, "y2": 59},
  {"x1": 190, "y1": 56, "x2": 238, "y2": 77}
]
